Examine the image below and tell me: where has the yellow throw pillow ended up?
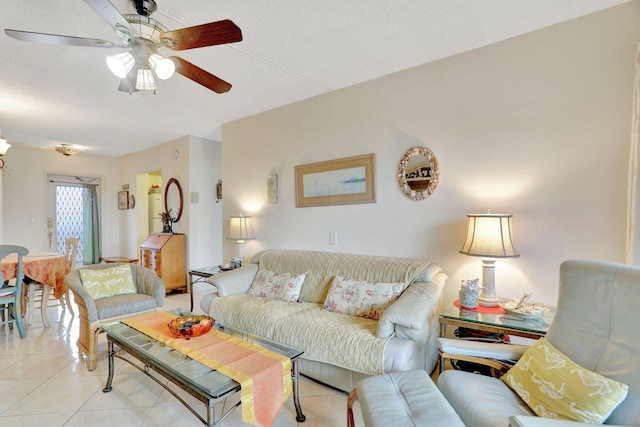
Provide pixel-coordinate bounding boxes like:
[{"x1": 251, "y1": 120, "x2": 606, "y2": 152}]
[
  {"x1": 501, "y1": 338, "x2": 628, "y2": 423},
  {"x1": 79, "y1": 265, "x2": 137, "y2": 300}
]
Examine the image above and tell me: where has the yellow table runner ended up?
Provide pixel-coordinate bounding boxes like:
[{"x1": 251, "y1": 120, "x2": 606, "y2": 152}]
[{"x1": 123, "y1": 312, "x2": 292, "y2": 427}]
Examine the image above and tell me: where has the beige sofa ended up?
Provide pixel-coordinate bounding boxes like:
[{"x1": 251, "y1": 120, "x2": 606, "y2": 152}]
[{"x1": 199, "y1": 249, "x2": 447, "y2": 392}]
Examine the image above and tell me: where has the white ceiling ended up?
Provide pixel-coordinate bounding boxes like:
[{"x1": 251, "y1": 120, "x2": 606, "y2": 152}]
[{"x1": 0, "y1": 0, "x2": 630, "y2": 157}]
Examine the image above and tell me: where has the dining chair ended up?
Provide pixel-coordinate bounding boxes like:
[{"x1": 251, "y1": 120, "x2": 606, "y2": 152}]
[
  {"x1": 0, "y1": 245, "x2": 28, "y2": 338},
  {"x1": 25, "y1": 237, "x2": 79, "y2": 325}
]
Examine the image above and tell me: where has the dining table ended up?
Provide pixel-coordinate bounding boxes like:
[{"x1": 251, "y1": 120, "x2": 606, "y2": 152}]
[{"x1": 0, "y1": 252, "x2": 71, "y2": 327}]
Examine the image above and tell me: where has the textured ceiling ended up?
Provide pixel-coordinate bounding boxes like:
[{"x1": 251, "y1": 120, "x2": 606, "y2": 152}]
[{"x1": 0, "y1": 0, "x2": 630, "y2": 156}]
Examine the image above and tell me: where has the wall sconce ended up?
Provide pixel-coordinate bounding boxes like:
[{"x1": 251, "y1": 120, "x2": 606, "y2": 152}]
[
  {"x1": 460, "y1": 212, "x2": 519, "y2": 307},
  {"x1": 226, "y1": 214, "x2": 256, "y2": 263},
  {"x1": 0, "y1": 130, "x2": 11, "y2": 172},
  {"x1": 54, "y1": 144, "x2": 80, "y2": 157}
]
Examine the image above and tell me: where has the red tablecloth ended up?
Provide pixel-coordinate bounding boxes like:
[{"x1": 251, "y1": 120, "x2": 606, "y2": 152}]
[{"x1": 1, "y1": 253, "x2": 70, "y2": 298}]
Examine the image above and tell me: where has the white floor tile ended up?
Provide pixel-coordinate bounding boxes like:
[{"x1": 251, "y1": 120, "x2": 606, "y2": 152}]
[{"x1": 0, "y1": 289, "x2": 363, "y2": 426}]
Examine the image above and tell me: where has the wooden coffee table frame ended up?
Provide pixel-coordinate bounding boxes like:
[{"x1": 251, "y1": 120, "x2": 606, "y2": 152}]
[{"x1": 101, "y1": 321, "x2": 306, "y2": 426}]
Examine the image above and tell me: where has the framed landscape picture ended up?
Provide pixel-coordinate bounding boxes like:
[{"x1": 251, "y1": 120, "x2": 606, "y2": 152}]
[{"x1": 295, "y1": 153, "x2": 376, "y2": 207}]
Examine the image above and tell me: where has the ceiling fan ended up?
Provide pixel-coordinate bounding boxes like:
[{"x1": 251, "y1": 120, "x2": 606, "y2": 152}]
[{"x1": 4, "y1": 0, "x2": 242, "y2": 94}]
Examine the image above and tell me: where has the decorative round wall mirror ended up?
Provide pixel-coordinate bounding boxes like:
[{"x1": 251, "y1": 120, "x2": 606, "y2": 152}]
[
  {"x1": 398, "y1": 146, "x2": 440, "y2": 200},
  {"x1": 164, "y1": 177, "x2": 184, "y2": 222}
]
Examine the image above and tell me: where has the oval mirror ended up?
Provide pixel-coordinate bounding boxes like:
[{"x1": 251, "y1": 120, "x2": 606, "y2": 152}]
[
  {"x1": 398, "y1": 146, "x2": 440, "y2": 200},
  {"x1": 164, "y1": 177, "x2": 184, "y2": 222}
]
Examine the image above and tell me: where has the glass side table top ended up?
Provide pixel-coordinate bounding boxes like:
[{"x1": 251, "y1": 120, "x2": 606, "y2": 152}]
[{"x1": 439, "y1": 300, "x2": 555, "y2": 335}]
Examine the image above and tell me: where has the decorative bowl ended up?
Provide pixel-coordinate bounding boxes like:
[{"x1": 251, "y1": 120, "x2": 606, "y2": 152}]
[{"x1": 167, "y1": 315, "x2": 214, "y2": 339}]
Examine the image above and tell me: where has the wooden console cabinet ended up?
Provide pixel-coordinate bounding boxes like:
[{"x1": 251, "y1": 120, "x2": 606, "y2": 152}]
[{"x1": 140, "y1": 233, "x2": 186, "y2": 293}]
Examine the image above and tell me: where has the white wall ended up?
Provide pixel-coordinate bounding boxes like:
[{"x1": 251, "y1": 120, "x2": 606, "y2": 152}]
[
  {"x1": 222, "y1": 3, "x2": 640, "y2": 306},
  {"x1": 1, "y1": 144, "x2": 120, "y2": 255},
  {"x1": 119, "y1": 136, "x2": 223, "y2": 269}
]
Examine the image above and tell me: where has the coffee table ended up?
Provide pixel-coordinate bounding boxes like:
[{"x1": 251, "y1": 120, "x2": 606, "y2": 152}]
[{"x1": 101, "y1": 315, "x2": 305, "y2": 426}]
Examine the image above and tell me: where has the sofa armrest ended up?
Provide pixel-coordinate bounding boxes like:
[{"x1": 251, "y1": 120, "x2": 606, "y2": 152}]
[
  {"x1": 207, "y1": 264, "x2": 258, "y2": 296},
  {"x1": 377, "y1": 280, "x2": 440, "y2": 338},
  {"x1": 65, "y1": 271, "x2": 98, "y2": 322},
  {"x1": 508, "y1": 416, "x2": 623, "y2": 427}
]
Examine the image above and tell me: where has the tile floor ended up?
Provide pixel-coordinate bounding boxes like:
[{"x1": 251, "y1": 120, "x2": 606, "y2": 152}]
[{"x1": 0, "y1": 283, "x2": 364, "y2": 426}]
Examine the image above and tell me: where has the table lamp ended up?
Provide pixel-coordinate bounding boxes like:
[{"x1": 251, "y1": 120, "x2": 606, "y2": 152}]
[
  {"x1": 226, "y1": 214, "x2": 256, "y2": 264},
  {"x1": 459, "y1": 212, "x2": 519, "y2": 307}
]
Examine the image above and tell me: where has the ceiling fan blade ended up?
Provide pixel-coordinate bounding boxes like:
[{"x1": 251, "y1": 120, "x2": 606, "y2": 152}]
[
  {"x1": 170, "y1": 56, "x2": 232, "y2": 93},
  {"x1": 160, "y1": 19, "x2": 242, "y2": 51},
  {"x1": 4, "y1": 29, "x2": 117, "y2": 48},
  {"x1": 83, "y1": 0, "x2": 135, "y2": 42}
]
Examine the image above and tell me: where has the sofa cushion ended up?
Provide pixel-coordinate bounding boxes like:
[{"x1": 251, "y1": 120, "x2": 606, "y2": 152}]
[
  {"x1": 322, "y1": 275, "x2": 403, "y2": 320},
  {"x1": 501, "y1": 338, "x2": 629, "y2": 423},
  {"x1": 257, "y1": 249, "x2": 436, "y2": 304},
  {"x1": 79, "y1": 264, "x2": 136, "y2": 300},
  {"x1": 247, "y1": 269, "x2": 306, "y2": 302},
  {"x1": 210, "y1": 294, "x2": 390, "y2": 374}
]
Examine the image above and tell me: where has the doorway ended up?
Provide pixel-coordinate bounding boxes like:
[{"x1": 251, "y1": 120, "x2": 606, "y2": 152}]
[{"x1": 47, "y1": 174, "x2": 102, "y2": 265}]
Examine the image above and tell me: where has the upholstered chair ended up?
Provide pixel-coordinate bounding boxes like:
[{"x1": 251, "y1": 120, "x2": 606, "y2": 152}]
[
  {"x1": 438, "y1": 259, "x2": 640, "y2": 427},
  {"x1": 66, "y1": 263, "x2": 164, "y2": 370}
]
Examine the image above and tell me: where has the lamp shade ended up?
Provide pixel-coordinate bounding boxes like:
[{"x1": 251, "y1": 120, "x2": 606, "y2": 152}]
[
  {"x1": 0, "y1": 138, "x2": 10, "y2": 156},
  {"x1": 460, "y1": 213, "x2": 519, "y2": 258},
  {"x1": 227, "y1": 215, "x2": 256, "y2": 241},
  {"x1": 149, "y1": 54, "x2": 175, "y2": 80},
  {"x1": 106, "y1": 52, "x2": 135, "y2": 78},
  {"x1": 135, "y1": 67, "x2": 157, "y2": 91}
]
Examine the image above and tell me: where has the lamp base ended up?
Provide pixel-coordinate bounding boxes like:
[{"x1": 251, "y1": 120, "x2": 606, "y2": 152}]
[{"x1": 479, "y1": 295, "x2": 501, "y2": 307}]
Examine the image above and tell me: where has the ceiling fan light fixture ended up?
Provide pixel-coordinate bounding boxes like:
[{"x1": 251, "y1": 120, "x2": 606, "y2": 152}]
[
  {"x1": 149, "y1": 54, "x2": 175, "y2": 80},
  {"x1": 124, "y1": 14, "x2": 167, "y2": 43},
  {"x1": 106, "y1": 52, "x2": 135, "y2": 78},
  {"x1": 136, "y1": 67, "x2": 157, "y2": 91}
]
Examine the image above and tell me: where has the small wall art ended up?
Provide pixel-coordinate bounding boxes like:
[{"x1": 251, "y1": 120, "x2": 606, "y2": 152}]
[
  {"x1": 118, "y1": 190, "x2": 129, "y2": 210},
  {"x1": 267, "y1": 174, "x2": 278, "y2": 204}
]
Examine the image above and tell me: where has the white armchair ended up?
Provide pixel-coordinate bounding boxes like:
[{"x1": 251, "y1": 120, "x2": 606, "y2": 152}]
[{"x1": 437, "y1": 259, "x2": 640, "y2": 427}]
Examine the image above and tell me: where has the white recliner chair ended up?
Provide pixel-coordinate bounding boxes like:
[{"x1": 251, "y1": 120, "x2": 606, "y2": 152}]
[{"x1": 438, "y1": 259, "x2": 640, "y2": 427}]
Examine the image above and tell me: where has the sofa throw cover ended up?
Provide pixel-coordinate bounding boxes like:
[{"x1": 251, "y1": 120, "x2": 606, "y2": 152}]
[
  {"x1": 501, "y1": 338, "x2": 628, "y2": 423},
  {"x1": 323, "y1": 275, "x2": 404, "y2": 320},
  {"x1": 247, "y1": 269, "x2": 307, "y2": 303}
]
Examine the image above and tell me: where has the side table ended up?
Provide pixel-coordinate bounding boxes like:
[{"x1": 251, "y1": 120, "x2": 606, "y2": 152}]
[
  {"x1": 439, "y1": 300, "x2": 555, "y2": 371},
  {"x1": 188, "y1": 266, "x2": 221, "y2": 311}
]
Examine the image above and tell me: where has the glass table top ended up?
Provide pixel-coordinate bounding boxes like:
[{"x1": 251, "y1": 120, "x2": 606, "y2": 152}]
[
  {"x1": 102, "y1": 310, "x2": 303, "y2": 399},
  {"x1": 439, "y1": 301, "x2": 555, "y2": 335}
]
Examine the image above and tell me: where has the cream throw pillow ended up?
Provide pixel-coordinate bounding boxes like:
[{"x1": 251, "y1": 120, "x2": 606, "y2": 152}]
[
  {"x1": 501, "y1": 338, "x2": 628, "y2": 423},
  {"x1": 247, "y1": 269, "x2": 306, "y2": 302},
  {"x1": 79, "y1": 264, "x2": 137, "y2": 300},
  {"x1": 322, "y1": 275, "x2": 404, "y2": 320}
]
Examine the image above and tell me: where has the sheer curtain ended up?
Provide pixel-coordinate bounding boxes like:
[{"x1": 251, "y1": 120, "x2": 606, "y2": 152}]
[{"x1": 627, "y1": 41, "x2": 640, "y2": 265}]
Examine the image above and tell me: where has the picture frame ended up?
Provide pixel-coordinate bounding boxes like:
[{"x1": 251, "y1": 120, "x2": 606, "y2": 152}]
[
  {"x1": 295, "y1": 153, "x2": 376, "y2": 208},
  {"x1": 118, "y1": 190, "x2": 129, "y2": 210},
  {"x1": 267, "y1": 174, "x2": 278, "y2": 204}
]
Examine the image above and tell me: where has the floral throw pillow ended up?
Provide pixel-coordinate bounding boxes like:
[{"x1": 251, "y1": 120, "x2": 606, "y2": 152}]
[
  {"x1": 322, "y1": 276, "x2": 404, "y2": 320},
  {"x1": 501, "y1": 338, "x2": 628, "y2": 423},
  {"x1": 247, "y1": 269, "x2": 307, "y2": 303}
]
